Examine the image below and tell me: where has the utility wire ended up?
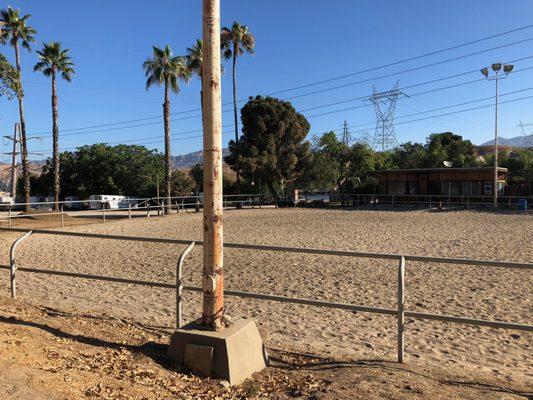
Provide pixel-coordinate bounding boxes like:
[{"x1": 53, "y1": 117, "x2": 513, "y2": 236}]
[{"x1": 27, "y1": 33, "x2": 533, "y2": 136}]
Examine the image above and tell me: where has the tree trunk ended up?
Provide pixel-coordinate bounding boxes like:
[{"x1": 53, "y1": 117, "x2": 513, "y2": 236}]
[
  {"x1": 265, "y1": 180, "x2": 278, "y2": 203},
  {"x1": 232, "y1": 46, "x2": 241, "y2": 191},
  {"x1": 163, "y1": 80, "x2": 171, "y2": 215},
  {"x1": 51, "y1": 72, "x2": 60, "y2": 211},
  {"x1": 14, "y1": 42, "x2": 31, "y2": 211},
  {"x1": 201, "y1": 0, "x2": 224, "y2": 330}
]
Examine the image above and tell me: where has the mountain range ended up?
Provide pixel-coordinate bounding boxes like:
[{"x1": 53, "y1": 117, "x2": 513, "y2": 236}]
[
  {"x1": 171, "y1": 148, "x2": 230, "y2": 169},
  {"x1": 479, "y1": 134, "x2": 532, "y2": 148}
]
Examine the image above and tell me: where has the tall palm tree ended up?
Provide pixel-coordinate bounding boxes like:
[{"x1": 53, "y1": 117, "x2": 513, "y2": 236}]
[
  {"x1": 186, "y1": 40, "x2": 204, "y2": 128},
  {"x1": 221, "y1": 22, "x2": 254, "y2": 189},
  {"x1": 34, "y1": 42, "x2": 74, "y2": 211},
  {"x1": 143, "y1": 45, "x2": 190, "y2": 214},
  {"x1": 0, "y1": 6, "x2": 36, "y2": 211}
]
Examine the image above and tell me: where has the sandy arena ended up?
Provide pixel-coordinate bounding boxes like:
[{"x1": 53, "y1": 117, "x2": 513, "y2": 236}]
[{"x1": 0, "y1": 207, "x2": 531, "y2": 390}]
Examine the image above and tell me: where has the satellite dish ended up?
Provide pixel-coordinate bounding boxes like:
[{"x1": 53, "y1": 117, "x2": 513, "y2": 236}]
[{"x1": 443, "y1": 161, "x2": 453, "y2": 167}]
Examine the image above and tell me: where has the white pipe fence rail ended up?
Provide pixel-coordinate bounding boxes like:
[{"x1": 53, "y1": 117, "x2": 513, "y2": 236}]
[{"x1": 0, "y1": 226, "x2": 531, "y2": 364}]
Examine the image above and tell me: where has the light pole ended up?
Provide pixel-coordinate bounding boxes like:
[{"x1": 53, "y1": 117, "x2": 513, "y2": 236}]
[{"x1": 481, "y1": 63, "x2": 513, "y2": 208}]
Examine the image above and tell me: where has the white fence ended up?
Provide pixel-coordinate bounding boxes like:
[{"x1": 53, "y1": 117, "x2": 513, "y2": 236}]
[{"x1": 1, "y1": 226, "x2": 531, "y2": 364}]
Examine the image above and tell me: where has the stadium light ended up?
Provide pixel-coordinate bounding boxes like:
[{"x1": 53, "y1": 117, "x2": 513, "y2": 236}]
[{"x1": 480, "y1": 62, "x2": 513, "y2": 208}]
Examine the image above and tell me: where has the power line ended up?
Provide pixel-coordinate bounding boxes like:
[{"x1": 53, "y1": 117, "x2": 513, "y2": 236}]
[
  {"x1": 266, "y1": 23, "x2": 533, "y2": 96},
  {"x1": 26, "y1": 32, "x2": 533, "y2": 137},
  {"x1": 280, "y1": 37, "x2": 533, "y2": 102}
]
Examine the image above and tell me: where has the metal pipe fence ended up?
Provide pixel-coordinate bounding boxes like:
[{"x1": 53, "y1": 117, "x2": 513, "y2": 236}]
[{"x1": 0, "y1": 226, "x2": 531, "y2": 364}]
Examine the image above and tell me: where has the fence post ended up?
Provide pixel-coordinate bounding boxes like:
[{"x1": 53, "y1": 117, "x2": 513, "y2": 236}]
[
  {"x1": 8, "y1": 205, "x2": 12, "y2": 227},
  {"x1": 508, "y1": 197, "x2": 511, "y2": 210},
  {"x1": 397, "y1": 256, "x2": 405, "y2": 363},
  {"x1": 128, "y1": 203, "x2": 132, "y2": 219},
  {"x1": 176, "y1": 242, "x2": 195, "y2": 329},
  {"x1": 61, "y1": 205, "x2": 65, "y2": 228},
  {"x1": 102, "y1": 207, "x2": 106, "y2": 223},
  {"x1": 10, "y1": 230, "x2": 32, "y2": 299}
]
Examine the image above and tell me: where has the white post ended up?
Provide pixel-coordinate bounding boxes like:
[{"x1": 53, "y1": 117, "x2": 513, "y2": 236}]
[
  {"x1": 128, "y1": 203, "x2": 132, "y2": 219},
  {"x1": 397, "y1": 256, "x2": 405, "y2": 363},
  {"x1": 10, "y1": 230, "x2": 32, "y2": 299},
  {"x1": 61, "y1": 205, "x2": 64, "y2": 228},
  {"x1": 8, "y1": 205, "x2": 12, "y2": 227},
  {"x1": 176, "y1": 242, "x2": 196, "y2": 329}
]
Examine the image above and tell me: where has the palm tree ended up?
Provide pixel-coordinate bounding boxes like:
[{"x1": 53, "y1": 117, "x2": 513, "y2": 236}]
[
  {"x1": 143, "y1": 45, "x2": 190, "y2": 214},
  {"x1": 0, "y1": 6, "x2": 36, "y2": 211},
  {"x1": 221, "y1": 22, "x2": 254, "y2": 189},
  {"x1": 34, "y1": 42, "x2": 74, "y2": 211},
  {"x1": 186, "y1": 39, "x2": 203, "y2": 115}
]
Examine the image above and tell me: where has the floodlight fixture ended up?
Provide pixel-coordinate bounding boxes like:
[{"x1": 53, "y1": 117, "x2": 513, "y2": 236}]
[
  {"x1": 481, "y1": 67, "x2": 489, "y2": 77},
  {"x1": 503, "y1": 64, "x2": 514, "y2": 74},
  {"x1": 492, "y1": 63, "x2": 502, "y2": 72}
]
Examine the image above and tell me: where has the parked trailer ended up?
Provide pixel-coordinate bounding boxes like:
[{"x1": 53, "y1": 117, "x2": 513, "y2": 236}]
[{"x1": 88, "y1": 195, "x2": 133, "y2": 210}]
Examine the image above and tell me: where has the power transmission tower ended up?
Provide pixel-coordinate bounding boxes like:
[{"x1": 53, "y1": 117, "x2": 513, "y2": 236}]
[
  {"x1": 342, "y1": 120, "x2": 350, "y2": 145},
  {"x1": 369, "y1": 80, "x2": 406, "y2": 152},
  {"x1": 517, "y1": 120, "x2": 533, "y2": 147}
]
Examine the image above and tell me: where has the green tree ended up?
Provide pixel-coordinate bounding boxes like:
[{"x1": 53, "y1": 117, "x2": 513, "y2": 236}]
[
  {"x1": 189, "y1": 163, "x2": 203, "y2": 191},
  {"x1": 0, "y1": 53, "x2": 21, "y2": 99},
  {"x1": 0, "y1": 6, "x2": 37, "y2": 210},
  {"x1": 34, "y1": 41, "x2": 74, "y2": 210},
  {"x1": 170, "y1": 170, "x2": 195, "y2": 196},
  {"x1": 392, "y1": 142, "x2": 427, "y2": 169},
  {"x1": 36, "y1": 144, "x2": 164, "y2": 199},
  {"x1": 296, "y1": 151, "x2": 338, "y2": 191},
  {"x1": 143, "y1": 45, "x2": 190, "y2": 213},
  {"x1": 226, "y1": 96, "x2": 311, "y2": 198},
  {"x1": 425, "y1": 132, "x2": 479, "y2": 167},
  {"x1": 221, "y1": 22, "x2": 255, "y2": 188}
]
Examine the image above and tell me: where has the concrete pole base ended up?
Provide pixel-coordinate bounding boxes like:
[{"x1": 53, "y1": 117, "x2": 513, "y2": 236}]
[{"x1": 167, "y1": 319, "x2": 267, "y2": 385}]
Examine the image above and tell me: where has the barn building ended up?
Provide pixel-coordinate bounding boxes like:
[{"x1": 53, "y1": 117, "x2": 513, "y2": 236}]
[{"x1": 374, "y1": 167, "x2": 508, "y2": 196}]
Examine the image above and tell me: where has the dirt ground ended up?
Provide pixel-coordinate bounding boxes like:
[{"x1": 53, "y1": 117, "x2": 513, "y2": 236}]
[
  {"x1": 0, "y1": 296, "x2": 530, "y2": 400},
  {"x1": 0, "y1": 206, "x2": 531, "y2": 398}
]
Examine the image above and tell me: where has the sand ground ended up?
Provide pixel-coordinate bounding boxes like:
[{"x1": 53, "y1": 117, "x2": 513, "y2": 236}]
[{"x1": 0, "y1": 207, "x2": 531, "y2": 390}]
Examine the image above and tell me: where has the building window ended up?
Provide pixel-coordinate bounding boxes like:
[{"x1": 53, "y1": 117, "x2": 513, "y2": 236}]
[
  {"x1": 388, "y1": 182, "x2": 405, "y2": 195},
  {"x1": 462, "y1": 182, "x2": 472, "y2": 195},
  {"x1": 472, "y1": 182, "x2": 481, "y2": 195},
  {"x1": 408, "y1": 182, "x2": 418, "y2": 195}
]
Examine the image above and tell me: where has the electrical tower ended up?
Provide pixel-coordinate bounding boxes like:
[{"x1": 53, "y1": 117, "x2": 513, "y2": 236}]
[
  {"x1": 517, "y1": 120, "x2": 533, "y2": 147},
  {"x1": 369, "y1": 80, "x2": 406, "y2": 152},
  {"x1": 342, "y1": 120, "x2": 350, "y2": 145}
]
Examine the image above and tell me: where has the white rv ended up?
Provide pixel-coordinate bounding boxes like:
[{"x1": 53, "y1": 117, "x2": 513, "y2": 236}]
[{"x1": 88, "y1": 195, "x2": 131, "y2": 209}]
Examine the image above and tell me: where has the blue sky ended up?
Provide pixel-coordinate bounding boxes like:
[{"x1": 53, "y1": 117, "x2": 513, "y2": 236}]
[{"x1": 2, "y1": 0, "x2": 533, "y2": 160}]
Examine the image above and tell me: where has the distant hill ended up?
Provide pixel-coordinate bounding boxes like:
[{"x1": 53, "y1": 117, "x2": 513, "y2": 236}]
[
  {"x1": 480, "y1": 135, "x2": 532, "y2": 148},
  {"x1": 172, "y1": 148, "x2": 230, "y2": 169}
]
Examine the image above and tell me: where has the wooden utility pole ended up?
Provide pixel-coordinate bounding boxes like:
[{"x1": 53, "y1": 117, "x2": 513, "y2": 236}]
[
  {"x1": 201, "y1": 0, "x2": 224, "y2": 330},
  {"x1": 3, "y1": 123, "x2": 20, "y2": 198}
]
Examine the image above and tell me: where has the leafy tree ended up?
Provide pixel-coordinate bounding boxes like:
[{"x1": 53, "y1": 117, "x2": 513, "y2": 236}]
[
  {"x1": 189, "y1": 163, "x2": 203, "y2": 191},
  {"x1": 143, "y1": 45, "x2": 190, "y2": 213},
  {"x1": 35, "y1": 144, "x2": 164, "y2": 199},
  {"x1": 221, "y1": 21, "x2": 255, "y2": 188},
  {"x1": 349, "y1": 142, "x2": 375, "y2": 186},
  {"x1": 425, "y1": 132, "x2": 479, "y2": 167},
  {"x1": 225, "y1": 96, "x2": 311, "y2": 198},
  {"x1": 392, "y1": 142, "x2": 426, "y2": 169},
  {"x1": 296, "y1": 152, "x2": 338, "y2": 191},
  {"x1": 1, "y1": 6, "x2": 37, "y2": 210},
  {"x1": 0, "y1": 53, "x2": 21, "y2": 98},
  {"x1": 34, "y1": 41, "x2": 74, "y2": 210},
  {"x1": 313, "y1": 132, "x2": 353, "y2": 192},
  {"x1": 170, "y1": 170, "x2": 195, "y2": 196}
]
